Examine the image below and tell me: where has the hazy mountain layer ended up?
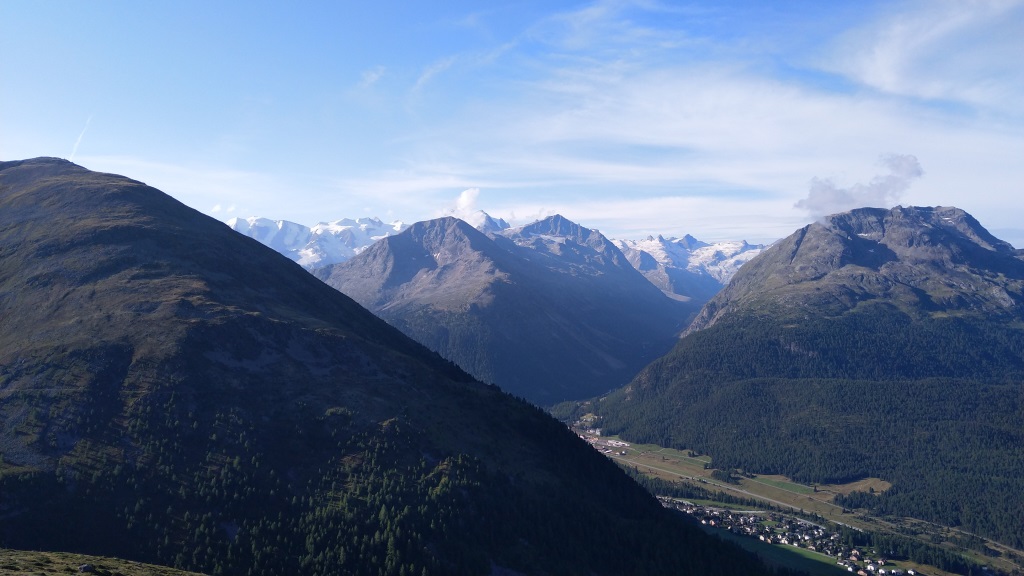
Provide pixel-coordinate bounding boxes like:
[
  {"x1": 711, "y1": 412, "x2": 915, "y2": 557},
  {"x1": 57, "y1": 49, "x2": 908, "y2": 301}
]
[
  {"x1": 318, "y1": 215, "x2": 697, "y2": 404},
  {"x1": 233, "y1": 210, "x2": 758, "y2": 403}
]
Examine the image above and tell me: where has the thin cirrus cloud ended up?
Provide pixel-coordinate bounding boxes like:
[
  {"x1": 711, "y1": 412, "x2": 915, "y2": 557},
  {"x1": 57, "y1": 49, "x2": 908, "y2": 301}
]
[
  {"x1": 818, "y1": 0, "x2": 1024, "y2": 114},
  {"x1": 351, "y1": 0, "x2": 1022, "y2": 244},
  {"x1": 3, "y1": 0, "x2": 1019, "y2": 246},
  {"x1": 467, "y1": 191, "x2": 807, "y2": 244},
  {"x1": 390, "y1": 61, "x2": 910, "y2": 206},
  {"x1": 174, "y1": 2, "x2": 1024, "y2": 246},
  {"x1": 411, "y1": 56, "x2": 458, "y2": 98},
  {"x1": 358, "y1": 66, "x2": 387, "y2": 89}
]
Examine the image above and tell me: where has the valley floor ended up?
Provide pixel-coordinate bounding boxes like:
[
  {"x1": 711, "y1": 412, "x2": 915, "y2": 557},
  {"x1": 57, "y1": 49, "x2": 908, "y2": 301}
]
[{"x1": 577, "y1": 430, "x2": 1024, "y2": 576}]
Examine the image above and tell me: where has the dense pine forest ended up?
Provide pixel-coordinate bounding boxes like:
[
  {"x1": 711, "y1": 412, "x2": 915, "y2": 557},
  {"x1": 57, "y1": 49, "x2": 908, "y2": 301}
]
[
  {"x1": 566, "y1": 303, "x2": 1024, "y2": 549},
  {"x1": 2, "y1": 386, "x2": 776, "y2": 576},
  {"x1": 0, "y1": 158, "x2": 777, "y2": 576}
]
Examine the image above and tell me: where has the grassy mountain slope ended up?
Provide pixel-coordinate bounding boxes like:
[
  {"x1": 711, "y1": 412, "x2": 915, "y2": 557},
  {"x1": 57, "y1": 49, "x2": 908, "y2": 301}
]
[
  {"x1": 573, "y1": 207, "x2": 1024, "y2": 549},
  {"x1": 0, "y1": 549, "x2": 205, "y2": 576},
  {"x1": 0, "y1": 158, "x2": 769, "y2": 575}
]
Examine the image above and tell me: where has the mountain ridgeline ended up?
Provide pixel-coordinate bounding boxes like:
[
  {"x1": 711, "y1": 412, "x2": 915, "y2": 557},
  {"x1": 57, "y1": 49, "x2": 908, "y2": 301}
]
[
  {"x1": 568, "y1": 206, "x2": 1024, "y2": 548},
  {"x1": 0, "y1": 158, "x2": 772, "y2": 576},
  {"x1": 316, "y1": 214, "x2": 698, "y2": 404},
  {"x1": 689, "y1": 205, "x2": 1024, "y2": 332}
]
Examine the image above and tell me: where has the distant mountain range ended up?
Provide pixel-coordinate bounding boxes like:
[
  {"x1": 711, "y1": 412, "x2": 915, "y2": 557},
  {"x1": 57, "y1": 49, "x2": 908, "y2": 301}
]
[
  {"x1": 227, "y1": 216, "x2": 408, "y2": 268},
  {"x1": 0, "y1": 158, "x2": 768, "y2": 576},
  {"x1": 614, "y1": 234, "x2": 764, "y2": 302},
  {"x1": 315, "y1": 215, "x2": 697, "y2": 403},
  {"x1": 569, "y1": 205, "x2": 1024, "y2": 549},
  {"x1": 231, "y1": 212, "x2": 763, "y2": 403},
  {"x1": 228, "y1": 212, "x2": 762, "y2": 296}
]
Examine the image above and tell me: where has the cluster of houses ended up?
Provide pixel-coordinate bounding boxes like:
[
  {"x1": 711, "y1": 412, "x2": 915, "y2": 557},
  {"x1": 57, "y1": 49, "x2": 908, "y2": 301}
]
[
  {"x1": 660, "y1": 499, "x2": 925, "y2": 576},
  {"x1": 574, "y1": 427, "x2": 1002, "y2": 576},
  {"x1": 580, "y1": 430, "x2": 630, "y2": 456}
]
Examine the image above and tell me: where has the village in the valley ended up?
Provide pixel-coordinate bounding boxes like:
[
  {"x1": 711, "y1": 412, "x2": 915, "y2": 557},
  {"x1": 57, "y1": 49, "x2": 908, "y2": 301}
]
[
  {"x1": 662, "y1": 499, "x2": 922, "y2": 575},
  {"x1": 579, "y1": 429, "x2": 953, "y2": 576}
]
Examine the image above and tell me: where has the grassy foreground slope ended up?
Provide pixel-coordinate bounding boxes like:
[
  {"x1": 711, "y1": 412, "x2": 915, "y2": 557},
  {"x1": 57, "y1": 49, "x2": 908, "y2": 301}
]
[{"x1": 0, "y1": 549, "x2": 205, "y2": 576}]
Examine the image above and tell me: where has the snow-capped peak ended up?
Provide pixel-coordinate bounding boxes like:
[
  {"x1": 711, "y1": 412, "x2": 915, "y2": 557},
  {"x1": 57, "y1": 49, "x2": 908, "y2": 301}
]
[
  {"x1": 613, "y1": 235, "x2": 764, "y2": 285},
  {"x1": 228, "y1": 216, "x2": 408, "y2": 269}
]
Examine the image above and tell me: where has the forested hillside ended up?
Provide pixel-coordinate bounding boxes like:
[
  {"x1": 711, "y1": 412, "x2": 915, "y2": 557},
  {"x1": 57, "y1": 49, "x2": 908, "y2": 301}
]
[
  {"x1": 572, "y1": 208, "x2": 1024, "y2": 549},
  {"x1": 0, "y1": 158, "x2": 772, "y2": 576},
  {"x1": 582, "y1": 306, "x2": 1024, "y2": 547}
]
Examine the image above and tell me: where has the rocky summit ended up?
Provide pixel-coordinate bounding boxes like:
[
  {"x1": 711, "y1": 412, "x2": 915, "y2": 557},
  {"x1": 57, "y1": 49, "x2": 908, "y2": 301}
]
[{"x1": 689, "y1": 205, "x2": 1024, "y2": 332}]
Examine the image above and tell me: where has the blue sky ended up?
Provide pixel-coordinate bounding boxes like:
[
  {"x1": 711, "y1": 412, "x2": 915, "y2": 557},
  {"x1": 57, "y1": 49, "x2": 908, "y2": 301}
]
[{"x1": 2, "y1": 0, "x2": 1022, "y2": 246}]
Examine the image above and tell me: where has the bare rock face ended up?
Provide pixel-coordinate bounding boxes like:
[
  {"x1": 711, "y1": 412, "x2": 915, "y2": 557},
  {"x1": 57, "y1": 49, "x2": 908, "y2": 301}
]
[
  {"x1": 688, "y1": 206, "x2": 1024, "y2": 333},
  {"x1": 318, "y1": 215, "x2": 696, "y2": 404}
]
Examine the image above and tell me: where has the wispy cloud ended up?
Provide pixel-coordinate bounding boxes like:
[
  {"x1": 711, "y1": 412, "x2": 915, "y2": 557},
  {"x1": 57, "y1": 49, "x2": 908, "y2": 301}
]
[
  {"x1": 795, "y1": 154, "x2": 924, "y2": 219},
  {"x1": 358, "y1": 66, "x2": 386, "y2": 89},
  {"x1": 412, "y1": 56, "x2": 457, "y2": 96},
  {"x1": 69, "y1": 115, "x2": 93, "y2": 161},
  {"x1": 24, "y1": 0, "x2": 1019, "y2": 247},
  {"x1": 408, "y1": 62, "x2": 929, "y2": 198},
  {"x1": 372, "y1": 0, "x2": 1020, "y2": 240},
  {"x1": 819, "y1": 0, "x2": 1024, "y2": 114},
  {"x1": 526, "y1": 0, "x2": 706, "y2": 60},
  {"x1": 480, "y1": 193, "x2": 806, "y2": 243}
]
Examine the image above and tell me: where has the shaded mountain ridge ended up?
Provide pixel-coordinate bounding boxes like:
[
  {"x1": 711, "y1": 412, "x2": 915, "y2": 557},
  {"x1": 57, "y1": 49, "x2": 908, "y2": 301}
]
[
  {"x1": 0, "y1": 158, "x2": 769, "y2": 576},
  {"x1": 318, "y1": 214, "x2": 697, "y2": 403}
]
